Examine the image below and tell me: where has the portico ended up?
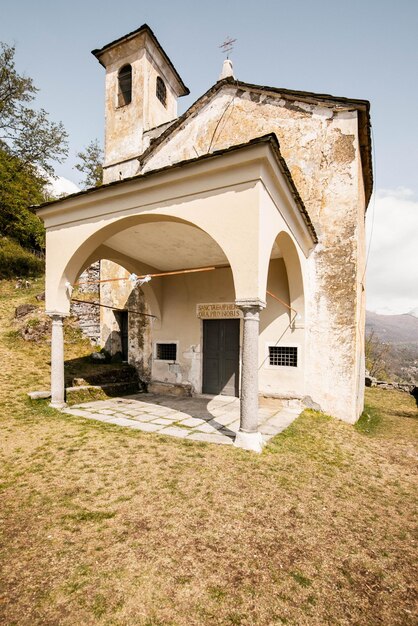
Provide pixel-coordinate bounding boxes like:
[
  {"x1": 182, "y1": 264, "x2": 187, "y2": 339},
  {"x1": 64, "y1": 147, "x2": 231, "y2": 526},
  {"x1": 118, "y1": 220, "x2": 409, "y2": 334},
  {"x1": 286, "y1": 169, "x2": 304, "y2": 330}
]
[{"x1": 38, "y1": 135, "x2": 316, "y2": 451}]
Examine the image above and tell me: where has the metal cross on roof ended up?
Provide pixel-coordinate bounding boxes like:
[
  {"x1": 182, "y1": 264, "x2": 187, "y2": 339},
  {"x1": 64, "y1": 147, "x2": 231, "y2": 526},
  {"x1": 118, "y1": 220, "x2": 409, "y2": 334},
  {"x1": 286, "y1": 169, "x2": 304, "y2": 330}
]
[{"x1": 219, "y1": 36, "x2": 237, "y2": 58}]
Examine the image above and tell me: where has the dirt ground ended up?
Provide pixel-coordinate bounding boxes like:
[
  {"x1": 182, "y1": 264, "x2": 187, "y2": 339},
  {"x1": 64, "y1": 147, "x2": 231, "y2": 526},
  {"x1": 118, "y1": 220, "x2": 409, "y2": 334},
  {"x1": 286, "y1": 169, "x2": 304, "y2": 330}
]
[{"x1": 0, "y1": 280, "x2": 417, "y2": 625}]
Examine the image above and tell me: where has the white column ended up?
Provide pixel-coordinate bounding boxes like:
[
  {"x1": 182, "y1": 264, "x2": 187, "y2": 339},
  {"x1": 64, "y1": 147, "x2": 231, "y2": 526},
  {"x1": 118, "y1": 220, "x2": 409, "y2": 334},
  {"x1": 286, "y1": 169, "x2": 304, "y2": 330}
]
[
  {"x1": 47, "y1": 313, "x2": 66, "y2": 408},
  {"x1": 234, "y1": 299, "x2": 265, "y2": 453}
]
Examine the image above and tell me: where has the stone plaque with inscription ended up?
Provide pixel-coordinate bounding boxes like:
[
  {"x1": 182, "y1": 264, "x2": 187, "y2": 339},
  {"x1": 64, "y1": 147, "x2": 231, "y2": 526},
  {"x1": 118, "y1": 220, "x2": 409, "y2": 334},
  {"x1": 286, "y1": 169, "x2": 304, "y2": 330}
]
[{"x1": 196, "y1": 302, "x2": 242, "y2": 319}]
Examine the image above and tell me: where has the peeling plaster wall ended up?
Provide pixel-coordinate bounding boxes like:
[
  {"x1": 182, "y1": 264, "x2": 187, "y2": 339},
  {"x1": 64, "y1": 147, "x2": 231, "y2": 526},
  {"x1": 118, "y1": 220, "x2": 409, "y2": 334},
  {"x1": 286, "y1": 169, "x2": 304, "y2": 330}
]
[
  {"x1": 140, "y1": 86, "x2": 365, "y2": 421},
  {"x1": 101, "y1": 35, "x2": 180, "y2": 184},
  {"x1": 150, "y1": 269, "x2": 234, "y2": 391},
  {"x1": 103, "y1": 48, "x2": 146, "y2": 170},
  {"x1": 100, "y1": 260, "x2": 153, "y2": 380}
]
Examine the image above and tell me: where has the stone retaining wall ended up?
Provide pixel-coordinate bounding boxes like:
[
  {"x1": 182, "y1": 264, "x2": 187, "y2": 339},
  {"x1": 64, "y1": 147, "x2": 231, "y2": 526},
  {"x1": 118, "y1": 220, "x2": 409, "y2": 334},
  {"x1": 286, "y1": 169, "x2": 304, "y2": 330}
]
[{"x1": 70, "y1": 262, "x2": 100, "y2": 344}]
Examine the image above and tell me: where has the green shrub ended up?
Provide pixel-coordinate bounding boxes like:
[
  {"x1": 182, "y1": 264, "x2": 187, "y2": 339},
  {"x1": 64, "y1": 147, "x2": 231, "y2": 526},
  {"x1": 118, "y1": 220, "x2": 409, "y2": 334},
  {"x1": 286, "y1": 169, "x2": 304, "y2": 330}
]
[{"x1": 0, "y1": 237, "x2": 44, "y2": 279}]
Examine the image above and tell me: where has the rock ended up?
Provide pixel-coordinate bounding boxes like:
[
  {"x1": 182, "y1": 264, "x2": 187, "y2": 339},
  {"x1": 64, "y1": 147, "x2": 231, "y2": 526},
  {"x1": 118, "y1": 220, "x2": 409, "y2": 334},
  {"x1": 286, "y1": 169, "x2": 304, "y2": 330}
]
[
  {"x1": 411, "y1": 387, "x2": 418, "y2": 400},
  {"x1": 20, "y1": 318, "x2": 51, "y2": 342},
  {"x1": 376, "y1": 381, "x2": 393, "y2": 390},
  {"x1": 15, "y1": 279, "x2": 31, "y2": 289},
  {"x1": 91, "y1": 352, "x2": 107, "y2": 361},
  {"x1": 302, "y1": 395, "x2": 322, "y2": 411},
  {"x1": 35, "y1": 292, "x2": 45, "y2": 301},
  {"x1": 15, "y1": 303, "x2": 38, "y2": 318},
  {"x1": 365, "y1": 374, "x2": 377, "y2": 387},
  {"x1": 398, "y1": 383, "x2": 414, "y2": 393},
  {"x1": 147, "y1": 381, "x2": 192, "y2": 397},
  {"x1": 70, "y1": 298, "x2": 100, "y2": 344},
  {"x1": 28, "y1": 390, "x2": 51, "y2": 400},
  {"x1": 72, "y1": 378, "x2": 88, "y2": 387}
]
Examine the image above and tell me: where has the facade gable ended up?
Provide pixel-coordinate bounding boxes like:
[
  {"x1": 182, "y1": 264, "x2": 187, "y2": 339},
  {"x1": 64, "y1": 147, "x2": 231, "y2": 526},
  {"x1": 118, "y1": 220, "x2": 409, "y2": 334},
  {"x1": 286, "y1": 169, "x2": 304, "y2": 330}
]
[{"x1": 140, "y1": 82, "x2": 368, "y2": 236}]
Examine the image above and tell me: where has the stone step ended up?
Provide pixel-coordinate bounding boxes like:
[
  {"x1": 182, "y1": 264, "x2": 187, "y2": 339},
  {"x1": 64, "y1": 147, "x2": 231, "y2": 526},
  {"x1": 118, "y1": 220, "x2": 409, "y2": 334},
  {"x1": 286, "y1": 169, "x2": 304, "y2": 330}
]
[
  {"x1": 71, "y1": 364, "x2": 139, "y2": 387},
  {"x1": 66, "y1": 380, "x2": 141, "y2": 405}
]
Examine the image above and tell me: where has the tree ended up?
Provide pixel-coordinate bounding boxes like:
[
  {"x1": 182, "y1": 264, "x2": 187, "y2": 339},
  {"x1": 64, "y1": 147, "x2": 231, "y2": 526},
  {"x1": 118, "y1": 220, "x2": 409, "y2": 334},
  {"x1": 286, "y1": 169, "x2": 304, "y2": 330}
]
[
  {"x1": 0, "y1": 42, "x2": 68, "y2": 173},
  {"x1": 0, "y1": 42, "x2": 69, "y2": 252},
  {"x1": 74, "y1": 139, "x2": 103, "y2": 188},
  {"x1": 0, "y1": 147, "x2": 46, "y2": 249},
  {"x1": 365, "y1": 331, "x2": 390, "y2": 380}
]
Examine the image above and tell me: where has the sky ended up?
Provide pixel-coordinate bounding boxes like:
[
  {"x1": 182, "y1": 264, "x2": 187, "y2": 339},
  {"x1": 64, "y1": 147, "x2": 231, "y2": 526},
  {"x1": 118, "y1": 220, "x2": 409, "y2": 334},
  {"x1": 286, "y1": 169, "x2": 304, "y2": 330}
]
[{"x1": 1, "y1": 0, "x2": 417, "y2": 314}]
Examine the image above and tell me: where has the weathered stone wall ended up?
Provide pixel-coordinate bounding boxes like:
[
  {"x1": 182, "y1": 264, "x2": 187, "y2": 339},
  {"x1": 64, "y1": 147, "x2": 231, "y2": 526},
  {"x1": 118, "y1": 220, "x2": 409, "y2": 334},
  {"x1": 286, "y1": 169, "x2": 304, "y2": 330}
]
[
  {"x1": 71, "y1": 300, "x2": 100, "y2": 345},
  {"x1": 100, "y1": 34, "x2": 180, "y2": 184},
  {"x1": 100, "y1": 260, "x2": 153, "y2": 380},
  {"x1": 140, "y1": 86, "x2": 366, "y2": 421},
  {"x1": 70, "y1": 262, "x2": 100, "y2": 344},
  {"x1": 76, "y1": 262, "x2": 100, "y2": 294}
]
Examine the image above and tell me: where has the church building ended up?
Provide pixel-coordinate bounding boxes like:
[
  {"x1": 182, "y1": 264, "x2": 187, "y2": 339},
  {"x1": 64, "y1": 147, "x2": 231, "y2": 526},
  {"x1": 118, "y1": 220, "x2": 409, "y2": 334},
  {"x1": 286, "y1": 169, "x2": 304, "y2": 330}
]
[{"x1": 37, "y1": 24, "x2": 372, "y2": 451}]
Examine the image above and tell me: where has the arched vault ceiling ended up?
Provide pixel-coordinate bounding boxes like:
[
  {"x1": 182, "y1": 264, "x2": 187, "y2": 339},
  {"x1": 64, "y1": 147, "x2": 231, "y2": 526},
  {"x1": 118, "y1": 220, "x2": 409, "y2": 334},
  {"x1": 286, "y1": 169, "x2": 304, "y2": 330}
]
[
  {"x1": 105, "y1": 222, "x2": 228, "y2": 271},
  {"x1": 105, "y1": 222, "x2": 283, "y2": 272}
]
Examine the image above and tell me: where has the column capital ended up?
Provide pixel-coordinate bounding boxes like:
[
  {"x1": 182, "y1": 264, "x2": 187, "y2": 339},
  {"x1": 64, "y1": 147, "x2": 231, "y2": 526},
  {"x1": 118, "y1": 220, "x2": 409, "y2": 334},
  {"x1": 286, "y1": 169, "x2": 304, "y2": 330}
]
[
  {"x1": 45, "y1": 311, "x2": 69, "y2": 320},
  {"x1": 235, "y1": 298, "x2": 266, "y2": 311}
]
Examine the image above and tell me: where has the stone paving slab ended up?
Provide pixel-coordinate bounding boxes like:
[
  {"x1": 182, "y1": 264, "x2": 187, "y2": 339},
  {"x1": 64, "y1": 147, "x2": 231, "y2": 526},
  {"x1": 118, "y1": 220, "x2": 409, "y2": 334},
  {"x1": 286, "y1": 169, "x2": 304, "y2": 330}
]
[
  {"x1": 63, "y1": 392, "x2": 302, "y2": 447},
  {"x1": 210, "y1": 413, "x2": 238, "y2": 426},
  {"x1": 187, "y1": 432, "x2": 233, "y2": 445},
  {"x1": 179, "y1": 416, "x2": 206, "y2": 428},
  {"x1": 158, "y1": 426, "x2": 190, "y2": 438},
  {"x1": 195, "y1": 422, "x2": 222, "y2": 434},
  {"x1": 150, "y1": 417, "x2": 174, "y2": 425}
]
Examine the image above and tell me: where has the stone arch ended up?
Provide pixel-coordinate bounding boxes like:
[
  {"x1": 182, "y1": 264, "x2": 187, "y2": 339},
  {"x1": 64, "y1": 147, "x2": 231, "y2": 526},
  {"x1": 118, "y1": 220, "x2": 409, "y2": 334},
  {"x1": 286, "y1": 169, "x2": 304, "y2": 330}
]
[{"x1": 62, "y1": 213, "x2": 238, "y2": 305}]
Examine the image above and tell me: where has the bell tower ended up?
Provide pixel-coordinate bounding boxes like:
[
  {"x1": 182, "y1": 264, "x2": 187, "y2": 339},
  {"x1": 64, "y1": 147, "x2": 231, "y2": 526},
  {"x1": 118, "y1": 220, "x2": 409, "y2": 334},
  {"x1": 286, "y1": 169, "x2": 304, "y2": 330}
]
[{"x1": 92, "y1": 24, "x2": 189, "y2": 183}]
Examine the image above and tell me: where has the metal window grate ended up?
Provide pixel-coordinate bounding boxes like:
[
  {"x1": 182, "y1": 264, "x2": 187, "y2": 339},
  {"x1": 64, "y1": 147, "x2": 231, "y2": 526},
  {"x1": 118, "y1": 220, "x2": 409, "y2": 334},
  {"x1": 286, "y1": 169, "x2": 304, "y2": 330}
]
[
  {"x1": 156, "y1": 76, "x2": 167, "y2": 106},
  {"x1": 156, "y1": 343, "x2": 177, "y2": 361},
  {"x1": 269, "y1": 346, "x2": 298, "y2": 367}
]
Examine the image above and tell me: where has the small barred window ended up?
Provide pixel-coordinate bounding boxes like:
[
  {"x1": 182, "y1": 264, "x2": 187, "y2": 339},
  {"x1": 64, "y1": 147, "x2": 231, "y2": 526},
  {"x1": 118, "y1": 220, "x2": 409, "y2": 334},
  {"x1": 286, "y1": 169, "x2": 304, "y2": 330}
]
[
  {"x1": 269, "y1": 346, "x2": 298, "y2": 367},
  {"x1": 118, "y1": 64, "x2": 132, "y2": 107},
  {"x1": 156, "y1": 76, "x2": 167, "y2": 106},
  {"x1": 156, "y1": 343, "x2": 177, "y2": 361}
]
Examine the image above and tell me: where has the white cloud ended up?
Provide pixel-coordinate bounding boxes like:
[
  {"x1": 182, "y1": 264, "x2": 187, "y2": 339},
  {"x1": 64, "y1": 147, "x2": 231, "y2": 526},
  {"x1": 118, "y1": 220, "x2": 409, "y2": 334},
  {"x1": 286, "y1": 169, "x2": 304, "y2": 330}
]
[
  {"x1": 366, "y1": 188, "x2": 418, "y2": 314},
  {"x1": 45, "y1": 175, "x2": 80, "y2": 198}
]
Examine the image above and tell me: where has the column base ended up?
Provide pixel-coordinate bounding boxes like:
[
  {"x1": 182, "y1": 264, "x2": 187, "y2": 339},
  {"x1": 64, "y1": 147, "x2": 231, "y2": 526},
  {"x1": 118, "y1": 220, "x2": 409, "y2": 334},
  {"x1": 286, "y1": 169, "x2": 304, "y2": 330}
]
[
  {"x1": 234, "y1": 430, "x2": 264, "y2": 453},
  {"x1": 49, "y1": 401, "x2": 67, "y2": 409}
]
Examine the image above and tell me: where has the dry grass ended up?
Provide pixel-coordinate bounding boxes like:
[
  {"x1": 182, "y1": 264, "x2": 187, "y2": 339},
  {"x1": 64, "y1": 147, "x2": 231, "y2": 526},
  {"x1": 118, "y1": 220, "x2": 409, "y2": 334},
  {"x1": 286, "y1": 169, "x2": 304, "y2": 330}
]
[{"x1": 0, "y1": 280, "x2": 417, "y2": 626}]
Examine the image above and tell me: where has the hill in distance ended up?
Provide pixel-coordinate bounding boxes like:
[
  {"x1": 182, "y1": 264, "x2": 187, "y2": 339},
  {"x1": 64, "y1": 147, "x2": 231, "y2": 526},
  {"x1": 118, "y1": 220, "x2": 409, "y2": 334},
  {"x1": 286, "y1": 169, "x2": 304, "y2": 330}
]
[{"x1": 366, "y1": 311, "x2": 418, "y2": 344}]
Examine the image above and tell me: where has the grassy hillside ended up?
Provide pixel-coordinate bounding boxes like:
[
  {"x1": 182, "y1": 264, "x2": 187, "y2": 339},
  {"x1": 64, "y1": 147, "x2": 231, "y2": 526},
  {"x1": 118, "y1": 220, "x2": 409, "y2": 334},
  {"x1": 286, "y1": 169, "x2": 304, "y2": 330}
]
[
  {"x1": 0, "y1": 237, "x2": 44, "y2": 279},
  {"x1": 1, "y1": 280, "x2": 417, "y2": 626}
]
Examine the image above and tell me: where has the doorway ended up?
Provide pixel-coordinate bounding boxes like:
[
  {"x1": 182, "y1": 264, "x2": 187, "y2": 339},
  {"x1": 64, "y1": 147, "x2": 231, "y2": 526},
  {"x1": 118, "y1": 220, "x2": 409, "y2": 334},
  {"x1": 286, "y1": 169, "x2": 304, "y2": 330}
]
[
  {"x1": 114, "y1": 310, "x2": 129, "y2": 361},
  {"x1": 202, "y1": 319, "x2": 240, "y2": 396}
]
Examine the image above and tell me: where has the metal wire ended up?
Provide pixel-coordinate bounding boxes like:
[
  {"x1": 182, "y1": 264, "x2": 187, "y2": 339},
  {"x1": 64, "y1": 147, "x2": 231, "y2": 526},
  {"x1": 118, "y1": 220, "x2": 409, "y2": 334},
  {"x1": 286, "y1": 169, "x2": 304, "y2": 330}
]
[{"x1": 71, "y1": 298, "x2": 157, "y2": 319}]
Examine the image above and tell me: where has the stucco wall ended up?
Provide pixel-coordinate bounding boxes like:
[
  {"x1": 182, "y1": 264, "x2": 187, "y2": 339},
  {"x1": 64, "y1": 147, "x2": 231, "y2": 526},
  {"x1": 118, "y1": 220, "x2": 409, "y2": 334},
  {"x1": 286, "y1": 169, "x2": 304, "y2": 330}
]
[
  {"x1": 101, "y1": 35, "x2": 179, "y2": 182},
  {"x1": 100, "y1": 259, "x2": 303, "y2": 396},
  {"x1": 139, "y1": 86, "x2": 366, "y2": 421}
]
